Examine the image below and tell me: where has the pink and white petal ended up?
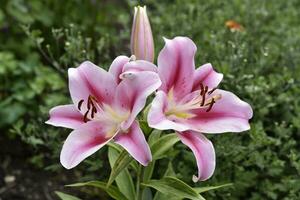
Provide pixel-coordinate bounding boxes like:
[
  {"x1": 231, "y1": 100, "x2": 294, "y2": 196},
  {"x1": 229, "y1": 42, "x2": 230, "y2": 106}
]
[
  {"x1": 178, "y1": 131, "x2": 215, "y2": 182},
  {"x1": 187, "y1": 89, "x2": 253, "y2": 133},
  {"x1": 192, "y1": 63, "x2": 223, "y2": 90},
  {"x1": 114, "y1": 71, "x2": 161, "y2": 130},
  {"x1": 147, "y1": 91, "x2": 190, "y2": 131},
  {"x1": 108, "y1": 56, "x2": 130, "y2": 84},
  {"x1": 114, "y1": 121, "x2": 152, "y2": 166},
  {"x1": 123, "y1": 60, "x2": 158, "y2": 74},
  {"x1": 68, "y1": 61, "x2": 117, "y2": 113},
  {"x1": 158, "y1": 37, "x2": 196, "y2": 100},
  {"x1": 60, "y1": 120, "x2": 117, "y2": 169},
  {"x1": 45, "y1": 104, "x2": 83, "y2": 129}
]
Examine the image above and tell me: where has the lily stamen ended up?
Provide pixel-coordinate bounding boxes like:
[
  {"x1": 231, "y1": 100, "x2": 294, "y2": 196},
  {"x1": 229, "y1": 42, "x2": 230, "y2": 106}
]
[
  {"x1": 200, "y1": 85, "x2": 208, "y2": 106},
  {"x1": 77, "y1": 99, "x2": 84, "y2": 111},
  {"x1": 78, "y1": 95, "x2": 100, "y2": 122},
  {"x1": 205, "y1": 94, "x2": 222, "y2": 112},
  {"x1": 208, "y1": 87, "x2": 217, "y2": 95}
]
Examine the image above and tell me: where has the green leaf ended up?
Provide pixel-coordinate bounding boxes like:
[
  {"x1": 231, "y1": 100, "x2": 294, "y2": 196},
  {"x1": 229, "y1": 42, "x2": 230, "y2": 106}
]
[
  {"x1": 143, "y1": 161, "x2": 155, "y2": 182},
  {"x1": 141, "y1": 187, "x2": 153, "y2": 200},
  {"x1": 147, "y1": 130, "x2": 162, "y2": 146},
  {"x1": 139, "y1": 120, "x2": 152, "y2": 136},
  {"x1": 142, "y1": 176, "x2": 205, "y2": 200},
  {"x1": 107, "y1": 149, "x2": 133, "y2": 187},
  {"x1": 107, "y1": 143, "x2": 138, "y2": 172},
  {"x1": 108, "y1": 147, "x2": 135, "y2": 200},
  {"x1": 153, "y1": 162, "x2": 177, "y2": 200},
  {"x1": 55, "y1": 191, "x2": 81, "y2": 200},
  {"x1": 151, "y1": 133, "x2": 180, "y2": 160},
  {"x1": 194, "y1": 183, "x2": 233, "y2": 193},
  {"x1": 67, "y1": 181, "x2": 128, "y2": 200}
]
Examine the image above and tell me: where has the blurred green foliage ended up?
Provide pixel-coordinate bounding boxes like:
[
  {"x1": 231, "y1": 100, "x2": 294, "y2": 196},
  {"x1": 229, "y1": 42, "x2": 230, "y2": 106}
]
[{"x1": 0, "y1": 0, "x2": 300, "y2": 199}]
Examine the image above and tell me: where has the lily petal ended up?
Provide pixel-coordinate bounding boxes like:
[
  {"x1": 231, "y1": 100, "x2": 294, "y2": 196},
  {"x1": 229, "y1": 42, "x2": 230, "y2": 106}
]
[
  {"x1": 178, "y1": 131, "x2": 215, "y2": 182},
  {"x1": 46, "y1": 104, "x2": 83, "y2": 129},
  {"x1": 192, "y1": 63, "x2": 223, "y2": 90},
  {"x1": 108, "y1": 56, "x2": 130, "y2": 84},
  {"x1": 114, "y1": 121, "x2": 152, "y2": 166},
  {"x1": 187, "y1": 89, "x2": 253, "y2": 133},
  {"x1": 147, "y1": 91, "x2": 190, "y2": 131},
  {"x1": 68, "y1": 61, "x2": 117, "y2": 113},
  {"x1": 123, "y1": 60, "x2": 158, "y2": 74},
  {"x1": 158, "y1": 37, "x2": 196, "y2": 100},
  {"x1": 60, "y1": 120, "x2": 116, "y2": 169},
  {"x1": 115, "y1": 71, "x2": 161, "y2": 130}
]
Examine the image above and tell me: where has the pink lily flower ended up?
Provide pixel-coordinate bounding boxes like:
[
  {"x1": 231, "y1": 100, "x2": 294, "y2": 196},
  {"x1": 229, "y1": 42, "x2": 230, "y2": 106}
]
[
  {"x1": 46, "y1": 56, "x2": 161, "y2": 169},
  {"x1": 148, "y1": 37, "x2": 253, "y2": 181}
]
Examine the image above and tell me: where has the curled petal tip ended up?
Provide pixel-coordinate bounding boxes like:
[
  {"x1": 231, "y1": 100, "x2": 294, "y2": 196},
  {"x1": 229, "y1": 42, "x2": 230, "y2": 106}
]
[{"x1": 192, "y1": 175, "x2": 199, "y2": 183}]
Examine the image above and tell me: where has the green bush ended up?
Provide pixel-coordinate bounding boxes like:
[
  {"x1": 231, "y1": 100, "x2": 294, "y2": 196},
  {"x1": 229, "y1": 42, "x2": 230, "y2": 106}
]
[{"x1": 1, "y1": 0, "x2": 299, "y2": 199}]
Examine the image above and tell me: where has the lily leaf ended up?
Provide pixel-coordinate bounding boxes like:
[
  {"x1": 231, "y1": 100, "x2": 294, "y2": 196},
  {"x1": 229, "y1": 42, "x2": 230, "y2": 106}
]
[
  {"x1": 107, "y1": 149, "x2": 133, "y2": 187},
  {"x1": 153, "y1": 162, "x2": 177, "y2": 200},
  {"x1": 147, "y1": 130, "x2": 162, "y2": 146},
  {"x1": 107, "y1": 143, "x2": 138, "y2": 172},
  {"x1": 194, "y1": 183, "x2": 233, "y2": 193},
  {"x1": 108, "y1": 147, "x2": 135, "y2": 200},
  {"x1": 67, "y1": 181, "x2": 128, "y2": 200},
  {"x1": 151, "y1": 133, "x2": 180, "y2": 160},
  {"x1": 142, "y1": 176, "x2": 205, "y2": 200},
  {"x1": 55, "y1": 191, "x2": 81, "y2": 200}
]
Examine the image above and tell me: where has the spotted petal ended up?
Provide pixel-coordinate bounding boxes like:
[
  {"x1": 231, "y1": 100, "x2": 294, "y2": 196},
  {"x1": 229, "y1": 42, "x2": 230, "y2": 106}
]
[
  {"x1": 158, "y1": 37, "x2": 197, "y2": 100},
  {"x1": 192, "y1": 63, "x2": 223, "y2": 90},
  {"x1": 187, "y1": 89, "x2": 253, "y2": 133},
  {"x1": 68, "y1": 61, "x2": 117, "y2": 114}
]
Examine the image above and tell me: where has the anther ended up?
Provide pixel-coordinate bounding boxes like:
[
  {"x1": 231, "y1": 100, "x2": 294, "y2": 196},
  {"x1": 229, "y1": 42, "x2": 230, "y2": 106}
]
[
  {"x1": 200, "y1": 86, "x2": 208, "y2": 106},
  {"x1": 205, "y1": 94, "x2": 222, "y2": 112},
  {"x1": 92, "y1": 107, "x2": 97, "y2": 114},
  {"x1": 200, "y1": 83, "x2": 204, "y2": 95},
  {"x1": 208, "y1": 87, "x2": 217, "y2": 95},
  {"x1": 77, "y1": 99, "x2": 84, "y2": 111},
  {"x1": 83, "y1": 110, "x2": 89, "y2": 123},
  {"x1": 91, "y1": 109, "x2": 95, "y2": 119},
  {"x1": 206, "y1": 99, "x2": 216, "y2": 112}
]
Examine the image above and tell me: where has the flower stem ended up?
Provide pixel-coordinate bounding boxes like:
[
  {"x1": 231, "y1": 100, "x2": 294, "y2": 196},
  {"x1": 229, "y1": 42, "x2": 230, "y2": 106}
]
[{"x1": 135, "y1": 164, "x2": 144, "y2": 200}]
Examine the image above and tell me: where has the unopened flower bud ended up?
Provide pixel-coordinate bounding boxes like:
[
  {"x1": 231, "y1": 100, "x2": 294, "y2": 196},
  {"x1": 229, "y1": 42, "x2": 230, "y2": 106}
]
[{"x1": 130, "y1": 6, "x2": 154, "y2": 62}]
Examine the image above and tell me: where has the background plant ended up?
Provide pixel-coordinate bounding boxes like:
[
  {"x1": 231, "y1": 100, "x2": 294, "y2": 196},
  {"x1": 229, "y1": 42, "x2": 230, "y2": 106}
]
[{"x1": 0, "y1": 0, "x2": 300, "y2": 199}]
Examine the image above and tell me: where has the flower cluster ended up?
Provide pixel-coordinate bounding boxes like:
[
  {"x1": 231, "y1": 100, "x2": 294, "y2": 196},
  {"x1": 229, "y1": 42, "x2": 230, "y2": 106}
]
[{"x1": 46, "y1": 6, "x2": 252, "y2": 182}]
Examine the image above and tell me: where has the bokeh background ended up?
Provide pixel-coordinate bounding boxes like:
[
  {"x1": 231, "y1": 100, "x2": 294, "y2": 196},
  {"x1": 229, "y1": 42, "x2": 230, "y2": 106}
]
[{"x1": 1, "y1": 0, "x2": 300, "y2": 199}]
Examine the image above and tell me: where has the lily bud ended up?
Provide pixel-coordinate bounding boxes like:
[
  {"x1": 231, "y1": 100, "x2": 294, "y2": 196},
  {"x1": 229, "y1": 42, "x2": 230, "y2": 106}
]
[{"x1": 130, "y1": 6, "x2": 154, "y2": 62}]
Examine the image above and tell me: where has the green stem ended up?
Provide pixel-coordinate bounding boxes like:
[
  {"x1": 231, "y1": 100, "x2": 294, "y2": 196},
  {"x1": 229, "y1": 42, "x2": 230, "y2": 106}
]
[{"x1": 135, "y1": 164, "x2": 145, "y2": 200}]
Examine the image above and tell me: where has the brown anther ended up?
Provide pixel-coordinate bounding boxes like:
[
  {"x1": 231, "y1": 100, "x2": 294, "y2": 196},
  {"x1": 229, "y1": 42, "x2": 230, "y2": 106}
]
[
  {"x1": 200, "y1": 86, "x2": 208, "y2": 106},
  {"x1": 91, "y1": 109, "x2": 95, "y2": 119},
  {"x1": 208, "y1": 87, "x2": 217, "y2": 95},
  {"x1": 83, "y1": 110, "x2": 89, "y2": 123},
  {"x1": 77, "y1": 99, "x2": 84, "y2": 111},
  {"x1": 92, "y1": 107, "x2": 97, "y2": 114},
  {"x1": 200, "y1": 83, "x2": 204, "y2": 95},
  {"x1": 206, "y1": 98, "x2": 216, "y2": 112}
]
